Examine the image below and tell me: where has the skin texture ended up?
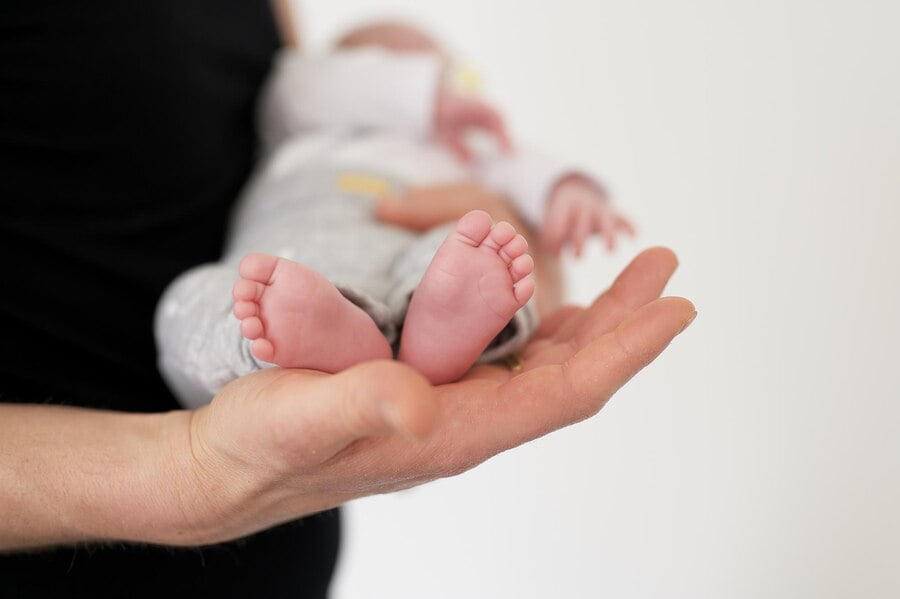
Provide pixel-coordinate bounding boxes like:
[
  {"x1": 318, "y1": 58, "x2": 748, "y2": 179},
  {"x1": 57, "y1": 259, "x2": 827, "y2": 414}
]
[
  {"x1": 0, "y1": 247, "x2": 694, "y2": 550},
  {"x1": 184, "y1": 247, "x2": 696, "y2": 545},
  {"x1": 543, "y1": 173, "x2": 637, "y2": 257},
  {"x1": 377, "y1": 184, "x2": 564, "y2": 314},
  {"x1": 398, "y1": 210, "x2": 535, "y2": 384},
  {"x1": 233, "y1": 211, "x2": 534, "y2": 384},
  {"x1": 0, "y1": 4, "x2": 688, "y2": 556},
  {"x1": 233, "y1": 253, "x2": 392, "y2": 369}
]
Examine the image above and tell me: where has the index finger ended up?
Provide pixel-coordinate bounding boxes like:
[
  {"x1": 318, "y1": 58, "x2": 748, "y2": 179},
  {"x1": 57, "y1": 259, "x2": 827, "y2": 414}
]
[
  {"x1": 499, "y1": 296, "x2": 696, "y2": 437},
  {"x1": 553, "y1": 246, "x2": 679, "y2": 347},
  {"x1": 429, "y1": 296, "x2": 694, "y2": 476}
]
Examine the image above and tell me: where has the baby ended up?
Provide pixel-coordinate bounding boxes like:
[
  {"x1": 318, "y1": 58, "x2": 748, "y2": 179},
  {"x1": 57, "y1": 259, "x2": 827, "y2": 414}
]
[{"x1": 155, "y1": 22, "x2": 633, "y2": 408}]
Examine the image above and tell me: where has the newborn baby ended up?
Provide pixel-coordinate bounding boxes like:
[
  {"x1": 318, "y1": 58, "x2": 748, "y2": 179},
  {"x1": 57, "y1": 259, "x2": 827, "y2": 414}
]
[{"x1": 155, "y1": 22, "x2": 632, "y2": 408}]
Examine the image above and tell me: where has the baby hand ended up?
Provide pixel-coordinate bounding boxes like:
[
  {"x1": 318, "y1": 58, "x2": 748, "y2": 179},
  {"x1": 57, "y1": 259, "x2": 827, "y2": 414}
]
[
  {"x1": 434, "y1": 87, "x2": 512, "y2": 162},
  {"x1": 541, "y1": 174, "x2": 636, "y2": 257}
]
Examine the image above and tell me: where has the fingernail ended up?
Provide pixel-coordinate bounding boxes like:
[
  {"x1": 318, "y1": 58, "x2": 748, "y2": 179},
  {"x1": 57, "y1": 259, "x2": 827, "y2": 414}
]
[{"x1": 678, "y1": 311, "x2": 698, "y2": 334}]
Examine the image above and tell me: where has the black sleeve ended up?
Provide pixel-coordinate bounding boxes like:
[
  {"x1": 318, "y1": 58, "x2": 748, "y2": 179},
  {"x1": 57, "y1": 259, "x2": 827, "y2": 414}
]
[
  {"x1": 0, "y1": 2, "x2": 341, "y2": 596},
  {"x1": 0, "y1": 0, "x2": 277, "y2": 410}
]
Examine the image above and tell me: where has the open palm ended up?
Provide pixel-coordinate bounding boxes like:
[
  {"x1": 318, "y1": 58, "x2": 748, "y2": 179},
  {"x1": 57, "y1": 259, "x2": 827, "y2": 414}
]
[{"x1": 186, "y1": 247, "x2": 694, "y2": 544}]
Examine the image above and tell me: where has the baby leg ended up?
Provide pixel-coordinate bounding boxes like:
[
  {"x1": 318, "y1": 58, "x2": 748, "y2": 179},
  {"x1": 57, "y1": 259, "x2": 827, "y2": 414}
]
[
  {"x1": 398, "y1": 210, "x2": 535, "y2": 384},
  {"x1": 155, "y1": 262, "x2": 265, "y2": 409},
  {"x1": 233, "y1": 253, "x2": 392, "y2": 370}
]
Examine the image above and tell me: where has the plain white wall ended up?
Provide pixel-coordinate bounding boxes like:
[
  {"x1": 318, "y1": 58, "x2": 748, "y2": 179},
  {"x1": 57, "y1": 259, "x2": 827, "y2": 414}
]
[{"x1": 295, "y1": 1, "x2": 900, "y2": 597}]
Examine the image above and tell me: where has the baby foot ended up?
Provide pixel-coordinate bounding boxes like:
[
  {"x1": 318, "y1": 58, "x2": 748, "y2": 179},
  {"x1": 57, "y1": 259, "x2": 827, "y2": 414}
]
[
  {"x1": 233, "y1": 253, "x2": 391, "y2": 371},
  {"x1": 398, "y1": 210, "x2": 535, "y2": 384}
]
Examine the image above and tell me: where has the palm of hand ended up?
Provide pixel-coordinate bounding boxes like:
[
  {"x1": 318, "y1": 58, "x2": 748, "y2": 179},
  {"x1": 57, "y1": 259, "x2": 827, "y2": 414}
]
[{"x1": 190, "y1": 248, "x2": 693, "y2": 539}]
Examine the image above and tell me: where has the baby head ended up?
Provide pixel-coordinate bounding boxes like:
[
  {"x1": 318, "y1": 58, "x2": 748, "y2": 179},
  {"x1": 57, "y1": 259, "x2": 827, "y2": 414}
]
[
  {"x1": 335, "y1": 20, "x2": 446, "y2": 60},
  {"x1": 333, "y1": 21, "x2": 485, "y2": 94}
]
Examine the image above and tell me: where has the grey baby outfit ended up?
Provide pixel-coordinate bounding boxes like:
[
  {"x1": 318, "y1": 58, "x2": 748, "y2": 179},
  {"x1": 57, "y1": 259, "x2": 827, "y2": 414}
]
[{"x1": 154, "y1": 48, "x2": 579, "y2": 409}]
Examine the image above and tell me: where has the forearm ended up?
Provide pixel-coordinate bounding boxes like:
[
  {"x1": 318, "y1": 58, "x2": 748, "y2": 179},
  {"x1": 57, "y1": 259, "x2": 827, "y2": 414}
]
[{"x1": 0, "y1": 403, "x2": 209, "y2": 551}]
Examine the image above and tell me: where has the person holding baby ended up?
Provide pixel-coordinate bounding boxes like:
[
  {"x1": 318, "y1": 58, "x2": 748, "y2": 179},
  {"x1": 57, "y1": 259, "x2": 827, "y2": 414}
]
[{"x1": 0, "y1": 1, "x2": 694, "y2": 596}]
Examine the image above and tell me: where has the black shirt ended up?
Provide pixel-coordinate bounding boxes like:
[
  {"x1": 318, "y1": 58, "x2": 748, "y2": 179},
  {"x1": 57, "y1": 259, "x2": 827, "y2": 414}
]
[{"x1": 0, "y1": 1, "x2": 339, "y2": 596}]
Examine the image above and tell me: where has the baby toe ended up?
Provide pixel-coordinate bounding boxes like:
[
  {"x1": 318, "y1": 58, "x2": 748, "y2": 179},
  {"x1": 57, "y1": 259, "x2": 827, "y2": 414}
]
[
  {"x1": 233, "y1": 279, "x2": 265, "y2": 302},
  {"x1": 240, "y1": 316, "x2": 265, "y2": 340},
  {"x1": 251, "y1": 338, "x2": 275, "y2": 363},
  {"x1": 509, "y1": 254, "x2": 535, "y2": 283},
  {"x1": 499, "y1": 234, "x2": 528, "y2": 263},
  {"x1": 454, "y1": 210, "x2": 493, "y2": 246},
  {"x1": 514, "y1": 277, "x2": 536, "y2": 306},
  {"x1": 485, "y1": 221, "x2": 516, "y2": 249},
  {"x1": 238, "y1": 253, "x2": 279, "y2": 284},
  {"x1": 232, "y1": 300, "x2": 258, "y2": 320}
]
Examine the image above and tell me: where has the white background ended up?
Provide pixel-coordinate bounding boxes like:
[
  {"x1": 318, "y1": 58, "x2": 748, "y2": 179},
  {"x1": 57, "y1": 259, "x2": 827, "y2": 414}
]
[{"x1": 296, "y1": 1, "x2": 900, "y2": 597}]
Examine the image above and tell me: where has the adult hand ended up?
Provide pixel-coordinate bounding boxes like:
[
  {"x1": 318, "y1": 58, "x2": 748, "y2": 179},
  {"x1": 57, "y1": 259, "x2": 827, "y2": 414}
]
[
  {"x1": 177, "y1": 247, "x2": 695, "y2": 546},
  {"x1": 376, "y1": 183, "x2": 564, "y2": 313},
  {"x1": 434, "y1": 88, "x2": 512, "y2": 162}
]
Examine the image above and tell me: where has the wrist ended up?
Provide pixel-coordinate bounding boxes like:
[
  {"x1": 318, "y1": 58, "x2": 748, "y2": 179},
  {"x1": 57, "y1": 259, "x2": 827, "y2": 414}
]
[
  {"x1": 71, "y1": 409, "x2": 228, "y2": 547},
  {"x1": 0, "y1": 403, "x2": 280, "y2": 551},
  {"x1": 144, "y1": 409, "x2": 228, "y2": 546},
  {"x1": 69, "y1": 408, "x2": 258, "y2": 548},
  {"x1": 0, "y1": 407, "x2": 211, "y2": 550},
  {"x1": 150, "y1": 408, "x2": 275, "y2": 547},
  {"x1": 169, "y1": 390, "x2": 324, "y2": 547},
  {"x1": 549, "y1": 172, "x2": 608, "y2": 204}
]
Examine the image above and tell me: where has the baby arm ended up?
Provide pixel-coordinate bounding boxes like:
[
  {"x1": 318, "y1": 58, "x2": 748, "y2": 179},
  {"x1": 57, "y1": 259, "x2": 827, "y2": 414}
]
[
  {"x1": 542, "y1": 174, "x2": 636, "y2": 256},
  {"x1": 477, "y1": 150, "x2": 635, "y2": 256}
]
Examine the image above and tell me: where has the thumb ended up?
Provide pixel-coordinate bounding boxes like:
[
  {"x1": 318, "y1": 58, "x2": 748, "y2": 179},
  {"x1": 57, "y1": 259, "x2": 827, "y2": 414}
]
[{"x1": 294, "y1": 361, "x2": 438, "y2": 459}]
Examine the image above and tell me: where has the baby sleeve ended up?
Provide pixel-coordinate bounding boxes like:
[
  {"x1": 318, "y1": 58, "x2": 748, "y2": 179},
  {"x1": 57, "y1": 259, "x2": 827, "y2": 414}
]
[
  {"x1": 476, "y1": 147, "x2": 601, "y2": 228},
  {"x1": 258, "y1": 47, "x2": 442, "y2": 150}
]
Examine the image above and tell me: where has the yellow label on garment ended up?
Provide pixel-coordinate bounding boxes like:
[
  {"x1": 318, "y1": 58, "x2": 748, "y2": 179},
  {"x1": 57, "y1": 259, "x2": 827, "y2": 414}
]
[
  {"x1": 447, "y1": 62, "x2": 483, "y2": 96},
  {"x1": 336, "y1": 173, "x2": 393, "y2": 198},
  {"x1": 456, "y1": 64, "x2": 482, "y2": 95}
]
